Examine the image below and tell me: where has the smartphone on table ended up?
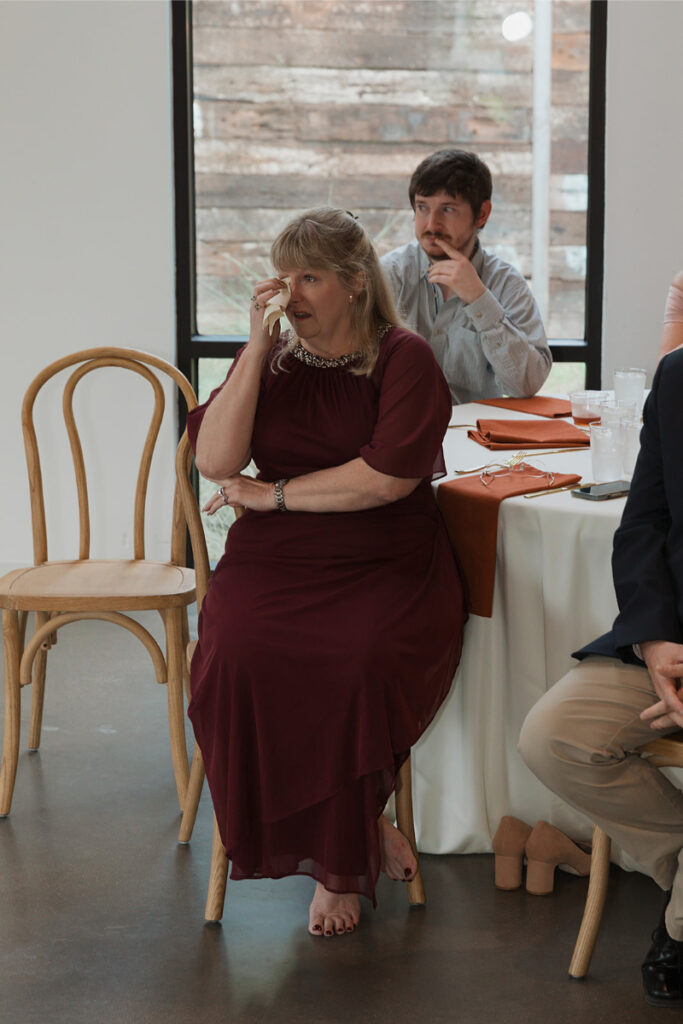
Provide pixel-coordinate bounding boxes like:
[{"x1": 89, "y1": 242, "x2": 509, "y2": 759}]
[{"x1": 572, "y1": 480, "x2": 631, "y2": 501}]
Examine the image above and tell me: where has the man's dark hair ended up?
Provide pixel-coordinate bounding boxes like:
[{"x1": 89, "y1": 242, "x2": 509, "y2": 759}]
[{"x1": 409, "y1": 150, "x2": 492, "y2": 217}]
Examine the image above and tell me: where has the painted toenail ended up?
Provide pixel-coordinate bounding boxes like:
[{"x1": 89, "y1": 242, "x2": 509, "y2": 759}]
[
  {"x1": 313, "y1": 925, "x2": 322, "y2": 932},
  {"x1": 325, "y1": 930, "x2": 333, "y2": 935},
  {"x1": 404, "y1": 867, "x2": 411, "y2": 877}
]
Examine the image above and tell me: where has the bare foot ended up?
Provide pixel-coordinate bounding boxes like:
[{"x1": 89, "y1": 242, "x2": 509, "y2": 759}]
[
  {"x1": 308, "y1": 882, "x2": 360, "y2": 937},
  {"x1": 379, "y1": 814, "x2": 417, "y2": 881}
]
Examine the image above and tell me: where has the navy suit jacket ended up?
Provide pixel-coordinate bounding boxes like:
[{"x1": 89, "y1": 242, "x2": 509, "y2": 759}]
[{"x1": 576, "y1": 348, "x2": 683, "y2": 664}]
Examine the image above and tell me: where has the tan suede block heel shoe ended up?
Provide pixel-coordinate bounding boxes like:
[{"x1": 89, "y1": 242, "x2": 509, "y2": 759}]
[
  {"x1": 491, "y1": 816, "x2": 533, "y2": 890},
  {"x1": 524, "y1": 820, "x2": 592, "y2": 895}
]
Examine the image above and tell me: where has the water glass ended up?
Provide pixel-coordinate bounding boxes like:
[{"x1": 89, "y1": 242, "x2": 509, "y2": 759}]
[
  {"x1": 590, "y1": 423, "x2": 622, "y2": 483},
  {"x1": 613, "y1": 368, "x2": 646, "y2": 411},
  {"x1": 569, "y1": 390, "x2": 609, "y2": 425},
  {"x1": 600, "y1": 400, "x2": 638, "y2": 430},
  {"x1": 620, "y1": 418, "x2": 641, "y2": 479}
]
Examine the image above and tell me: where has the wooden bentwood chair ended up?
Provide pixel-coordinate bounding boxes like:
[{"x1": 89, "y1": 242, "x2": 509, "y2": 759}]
[
  {"x1": 569, "y1": 731, "x2": 683, "y2": 978},
  {"x1": 174, "y1": 431, "x2": 427, "y2": 921},
  {"x1": 0, "y1": 348, "x2": 197, "y2": 819}
]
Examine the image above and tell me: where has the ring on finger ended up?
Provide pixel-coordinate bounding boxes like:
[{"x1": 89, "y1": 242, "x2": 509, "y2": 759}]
[
  {"x1": 218, "y1": 486, "x2": 228, "y2": 503},
  {"x1": 253, "y1": 301, "x2": 261, "y2": 310}
]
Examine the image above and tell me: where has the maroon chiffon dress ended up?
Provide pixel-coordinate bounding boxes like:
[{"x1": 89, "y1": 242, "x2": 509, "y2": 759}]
[{"x1": 186, "y1": 327, "x2": 465, "y2": 905}]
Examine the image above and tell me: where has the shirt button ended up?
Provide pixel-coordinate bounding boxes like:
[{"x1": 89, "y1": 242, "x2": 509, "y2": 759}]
[
  {"x1": 475, "y1": 312, "x2": 483, "y2": 318},
  {"x1": 436, "y1": 329, "x2": 443, "y2": 335}
]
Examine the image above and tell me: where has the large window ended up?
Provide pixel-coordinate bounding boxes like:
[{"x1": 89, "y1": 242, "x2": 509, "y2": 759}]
[
  {"x1": 173, "y1": 0, "x2": 606, "y2": 557},
  {"x1": 192, "y1": 0, "x2": 592, "y2": 341}
]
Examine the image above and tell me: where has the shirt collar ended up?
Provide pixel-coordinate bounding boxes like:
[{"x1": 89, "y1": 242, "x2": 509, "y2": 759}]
[{"x1": 418, "y1": 243, "x2": 431, "y2": 281}]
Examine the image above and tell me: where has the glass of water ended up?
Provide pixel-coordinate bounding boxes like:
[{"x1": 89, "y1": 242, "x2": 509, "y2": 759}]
[
  {"x1": 569, "y1": 389, "x2": 609, "y2": 425},
  {"x1": 620, "y1": 418, "x2": 641, "y2": 479},
  {"x1": 590, "y1": 423, "x2": 622, "y2": 482},
  {"x1": 600, "y1": 400, "x2": 638, "y2": 429},
  {"x1": 613, "y1": 368, "x2": 646, "y2": 411}
]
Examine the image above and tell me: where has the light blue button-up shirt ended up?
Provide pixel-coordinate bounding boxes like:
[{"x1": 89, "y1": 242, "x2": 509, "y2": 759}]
[{"x1": 381, "y1": 239, "x2": 551, "y2": 405}]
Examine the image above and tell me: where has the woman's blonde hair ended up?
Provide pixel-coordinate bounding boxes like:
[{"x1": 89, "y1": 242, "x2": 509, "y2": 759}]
[{"x1": 270, "y1": 207, "x2": 404, "y2": 376}]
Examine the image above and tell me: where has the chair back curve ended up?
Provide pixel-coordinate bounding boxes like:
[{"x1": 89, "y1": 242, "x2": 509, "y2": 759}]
[
  {"x1": 175, "y1": 430, "x2": 210, "y2": 614},
  {"x1": 22, "y1": 347, "x2": 197, "y2": 566},
  {"x1": 175, "y1": 432, "x2": 245, "y2": 616}
]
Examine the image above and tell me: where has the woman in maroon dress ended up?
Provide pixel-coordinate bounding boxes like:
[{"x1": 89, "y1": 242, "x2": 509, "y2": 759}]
[{"x1": 187, "y1": 208, "x2": 465, "y2": 937}]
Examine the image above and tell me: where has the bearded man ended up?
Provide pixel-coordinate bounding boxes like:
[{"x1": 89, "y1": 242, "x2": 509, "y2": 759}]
[{"x1": 381, "y1": 149, "x2": 551, "y2": 404}]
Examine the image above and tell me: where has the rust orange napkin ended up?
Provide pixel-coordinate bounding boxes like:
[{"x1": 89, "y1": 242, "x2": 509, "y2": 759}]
[
  {"x1": 477, "y1": 396, "x2": 572, "y2": 418},
  {"x1": 437, "y1": 465, "x2": 582, "y2": 617},
  {"x1": 468, "y1": 418, "x2": 589, "y2": 450}
]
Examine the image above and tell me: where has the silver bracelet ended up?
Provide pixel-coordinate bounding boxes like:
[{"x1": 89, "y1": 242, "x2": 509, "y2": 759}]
[{"x1": 273, "y1": 478, "x2": 289, "y2": 512}]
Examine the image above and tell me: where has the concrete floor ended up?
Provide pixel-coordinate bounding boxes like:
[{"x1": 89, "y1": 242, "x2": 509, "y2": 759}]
[{"x1": 0, "y1": 615, "x2": 669, "y2": 1024}]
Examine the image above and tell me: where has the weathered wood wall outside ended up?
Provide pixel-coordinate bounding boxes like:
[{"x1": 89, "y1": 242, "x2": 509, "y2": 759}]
[{"x1": 193, "y1": 0, "x2": 590, "y2": 339}]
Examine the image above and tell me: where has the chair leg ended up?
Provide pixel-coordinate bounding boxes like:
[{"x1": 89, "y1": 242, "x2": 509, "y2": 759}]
[
  {"x1": 178, "y1": 741, "x2": 206, "y2": 843},
  {"x1": 164, "y1": 606, "x2": 190, "y2": 812},
  {"x1": 568, "y1": 825, "x2": 611, "y2": 978},
  {"x1": 28, "y1": 611, "x2": 50, "y2": 751},
  {"x1": 180, "y1": 606, "x2": 191, "y2": 702},
  {"x1": 17, "y1": 610, "x2": 29, "y2": 649},
  {"x1": 205, "y1": 815, "x2": 229, "y2": 923},
  {"x1": 1, "y1": 610, "x2": 22, "y2": 817},
  {"x1": 395, "y1": 755, "x2": 426, "y2": 906}
]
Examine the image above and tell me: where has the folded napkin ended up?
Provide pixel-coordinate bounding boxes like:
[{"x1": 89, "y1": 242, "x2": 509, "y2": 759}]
[
  {"x1": 468, "y1": 418, "x2": 589, "y2": 450},
  {"x1": 437, "y1": 465, "x2": 582, "y2": 617},
  {"x1": 477, "y1": 396, "x2": 572, "y2": 418},
  {"x1": 263, "y1": 278, "x2": 291, "y2": 335}
]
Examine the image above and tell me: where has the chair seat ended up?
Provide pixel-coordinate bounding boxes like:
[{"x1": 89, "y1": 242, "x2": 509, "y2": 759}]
[
  {"x1": 0, "y1": 560, "x2": 196, "y2": 611},
  {"x1": 639, "y1": 730, "x2": 683, "y2": 765}
]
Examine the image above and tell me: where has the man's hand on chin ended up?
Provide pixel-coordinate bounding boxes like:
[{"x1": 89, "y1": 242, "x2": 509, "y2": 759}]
[
  {"x1": 639, "y1": 640, "x2": 683, "y2": 730},
  {"x1": 426, "y1": 238, "x2": 486, "y2": 305}
]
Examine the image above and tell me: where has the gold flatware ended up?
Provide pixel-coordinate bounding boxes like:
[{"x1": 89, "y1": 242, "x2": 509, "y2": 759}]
[
  {"x1": 530, "y1": 447, "x2": 588, "y2": 455},
  {"x1": 453, "y1": 447, "x2": 586, "y2": 476},
  {"x1": 454, "y1": 451, "x2": 526, "y2": 475},
  {"x1": 523, "y1": 481, "x2": 593, "y2": 499}
]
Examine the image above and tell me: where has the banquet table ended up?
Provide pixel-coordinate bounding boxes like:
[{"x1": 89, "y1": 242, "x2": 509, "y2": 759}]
[{"x1": 414, "y1": 399, "x2": 638, "y2": 864}]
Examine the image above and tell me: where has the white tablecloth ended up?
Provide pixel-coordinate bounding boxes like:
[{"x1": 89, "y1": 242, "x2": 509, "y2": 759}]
[{"x1": 415, "y1": 401, "x2": 629, "y2": 858}]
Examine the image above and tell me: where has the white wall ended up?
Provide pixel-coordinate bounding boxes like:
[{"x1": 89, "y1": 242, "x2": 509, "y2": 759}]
[
  {"x1": 0, "y1": 0, "x2": 681, "y2": 568},
  {"x1": 0, "y1": 0, "x2": 175, "y2": 570},
  {"x1": 602, "y1": 0, "x2": 683, "y2": 386}
]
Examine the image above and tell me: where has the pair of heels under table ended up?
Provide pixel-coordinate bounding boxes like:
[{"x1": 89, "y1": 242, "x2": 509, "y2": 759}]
[{"x1": 492, "y1": 816, "x2": 592, "y2": 895}]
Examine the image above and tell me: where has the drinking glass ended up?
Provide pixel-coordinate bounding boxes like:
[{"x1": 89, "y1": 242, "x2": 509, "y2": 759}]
[
  {"x1": 620, "y1": 418, "x2": 641, "y2": 479},
  {"x1": 600, "y1": 401, "x2": 638, "y2": 430},
  {"x1": 569, "y1": 390, "x2": 609, "y2": 425},
  {"x1": 613, "y1": 368, "x2": 646, "y2": 412},
  {"x1": 590, "y1": 423, "x2": 622, "y2": 482}
]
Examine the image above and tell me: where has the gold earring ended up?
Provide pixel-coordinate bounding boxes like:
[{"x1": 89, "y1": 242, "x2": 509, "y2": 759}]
[{"x1": 348, "y1": 294, "x2": 353, "y2": 303}]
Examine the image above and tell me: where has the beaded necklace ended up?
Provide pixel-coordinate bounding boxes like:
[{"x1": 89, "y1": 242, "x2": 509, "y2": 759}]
[{"x1": 290, "y1": 324, "x2": 391, "y2": 369}]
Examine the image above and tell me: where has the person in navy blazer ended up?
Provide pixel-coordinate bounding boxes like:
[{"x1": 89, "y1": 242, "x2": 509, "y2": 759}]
[{"x1": 520, "y1": 347, "x2": 683, "y2": 1008}]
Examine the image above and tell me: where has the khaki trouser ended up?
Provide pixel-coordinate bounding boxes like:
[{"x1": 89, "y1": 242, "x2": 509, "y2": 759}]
[{"x1": 519, "y1": 657, "x2": 683, "y2": 940}]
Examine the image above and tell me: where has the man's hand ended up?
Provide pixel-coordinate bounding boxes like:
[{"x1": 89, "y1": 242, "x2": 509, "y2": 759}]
[
  {"x1": 639, "y1": 640, "x2": 683, "y2": 730},
  {"x1": 427, "y1": 238, "x2": 486, "y2": 304}
]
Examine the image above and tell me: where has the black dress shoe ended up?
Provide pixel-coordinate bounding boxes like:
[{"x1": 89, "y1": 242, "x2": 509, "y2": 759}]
[{"x1": 642, "y1": 926, "x2": 683, "y2": 1008}]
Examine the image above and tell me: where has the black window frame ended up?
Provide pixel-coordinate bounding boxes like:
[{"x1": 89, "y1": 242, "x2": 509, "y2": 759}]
[{"x1": 172, "y1": 0, "x2": 607, "y2": 423}]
